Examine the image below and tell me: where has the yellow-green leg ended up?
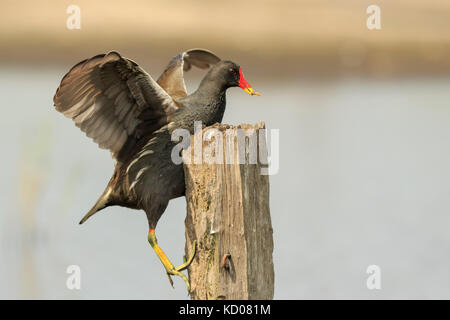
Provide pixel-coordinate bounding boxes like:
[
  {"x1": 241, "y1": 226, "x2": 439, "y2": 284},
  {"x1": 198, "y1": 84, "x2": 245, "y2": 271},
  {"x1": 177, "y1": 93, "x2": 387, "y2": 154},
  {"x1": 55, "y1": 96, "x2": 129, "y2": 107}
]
[{"x1": 148, "y1": 228, "x2": 197, "y2": 291}]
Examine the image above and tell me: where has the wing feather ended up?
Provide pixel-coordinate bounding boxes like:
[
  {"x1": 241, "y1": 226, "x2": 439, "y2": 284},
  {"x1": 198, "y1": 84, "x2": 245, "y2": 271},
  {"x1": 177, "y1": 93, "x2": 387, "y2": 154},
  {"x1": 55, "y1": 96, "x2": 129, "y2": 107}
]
[
  {"x1": 157, "y1": 48, "x2": 220, "y2": 100},
  {"x1": 53, "y1": 51, "x2": 178, "y2": 161}
]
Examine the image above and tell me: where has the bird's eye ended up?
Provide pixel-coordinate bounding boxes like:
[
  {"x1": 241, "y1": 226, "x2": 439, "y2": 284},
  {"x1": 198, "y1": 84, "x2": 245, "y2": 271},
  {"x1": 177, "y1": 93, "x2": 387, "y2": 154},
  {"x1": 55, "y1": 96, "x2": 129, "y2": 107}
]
[{"x1": 229, "y1": 68, "x2": 235, "y2": 74}]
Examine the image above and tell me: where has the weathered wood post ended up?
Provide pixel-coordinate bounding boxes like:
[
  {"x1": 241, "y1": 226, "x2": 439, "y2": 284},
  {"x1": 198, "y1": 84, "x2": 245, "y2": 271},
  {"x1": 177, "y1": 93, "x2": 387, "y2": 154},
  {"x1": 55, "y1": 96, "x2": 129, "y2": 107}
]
[{"x1": 183, "y1": 123, "x2": 274, "y2": 300}]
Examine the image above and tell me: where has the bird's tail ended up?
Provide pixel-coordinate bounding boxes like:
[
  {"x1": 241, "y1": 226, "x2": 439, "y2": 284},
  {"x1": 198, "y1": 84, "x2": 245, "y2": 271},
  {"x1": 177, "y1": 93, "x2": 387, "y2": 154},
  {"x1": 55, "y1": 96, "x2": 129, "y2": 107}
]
[{"x1": 79, "y1": 187, "x2": 113, "y2": 225}]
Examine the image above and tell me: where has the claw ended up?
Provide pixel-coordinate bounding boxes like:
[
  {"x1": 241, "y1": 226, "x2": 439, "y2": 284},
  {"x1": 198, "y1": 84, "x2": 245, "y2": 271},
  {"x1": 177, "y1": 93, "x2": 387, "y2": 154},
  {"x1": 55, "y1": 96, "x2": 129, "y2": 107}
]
[{"x1": 166, "y1": 272, "x2": 174, "y2": 288}]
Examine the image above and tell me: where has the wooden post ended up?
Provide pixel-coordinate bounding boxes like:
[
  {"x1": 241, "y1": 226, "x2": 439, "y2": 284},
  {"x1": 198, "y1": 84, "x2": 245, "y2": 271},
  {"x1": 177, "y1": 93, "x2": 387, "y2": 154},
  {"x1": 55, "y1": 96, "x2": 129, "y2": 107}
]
[{"x1": 183, "y1": 123, "x2": 274, "y2": 300}]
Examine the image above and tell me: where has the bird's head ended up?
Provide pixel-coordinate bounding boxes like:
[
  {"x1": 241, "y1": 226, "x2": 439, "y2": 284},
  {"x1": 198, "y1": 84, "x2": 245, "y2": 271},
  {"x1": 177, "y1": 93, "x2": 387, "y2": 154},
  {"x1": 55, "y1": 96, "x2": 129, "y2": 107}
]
[{"x1": 208, "y1": 60, "x2": 260, "y2": 96}]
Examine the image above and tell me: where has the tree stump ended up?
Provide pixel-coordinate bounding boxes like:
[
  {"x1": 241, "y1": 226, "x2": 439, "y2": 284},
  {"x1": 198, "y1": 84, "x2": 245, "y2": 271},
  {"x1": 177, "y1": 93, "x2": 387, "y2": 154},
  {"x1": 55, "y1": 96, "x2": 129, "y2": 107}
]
[{"x1": 183, "y1": 123, "x2": 274, "y2": 300}]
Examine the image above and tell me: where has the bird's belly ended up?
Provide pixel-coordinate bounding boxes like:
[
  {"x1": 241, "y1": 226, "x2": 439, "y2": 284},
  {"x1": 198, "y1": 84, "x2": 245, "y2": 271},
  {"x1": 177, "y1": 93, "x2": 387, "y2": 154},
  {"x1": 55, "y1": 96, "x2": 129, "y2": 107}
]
[
  {"x1": 144, "y1": 163, "x2": 185, "y2": 199},
  {"x1": 129, "y1": 153, "x2": 185, "y2": 201}
]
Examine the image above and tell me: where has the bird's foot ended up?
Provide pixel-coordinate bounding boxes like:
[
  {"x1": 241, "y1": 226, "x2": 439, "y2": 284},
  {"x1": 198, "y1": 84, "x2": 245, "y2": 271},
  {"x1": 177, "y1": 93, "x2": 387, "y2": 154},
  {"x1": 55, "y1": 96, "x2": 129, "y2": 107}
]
[
  {"x1": 148, "y1": 228, "x2": 197, "y2": 292},
  {"x1": 165, "y1": 267, "x2": 190, "y2": 291}
]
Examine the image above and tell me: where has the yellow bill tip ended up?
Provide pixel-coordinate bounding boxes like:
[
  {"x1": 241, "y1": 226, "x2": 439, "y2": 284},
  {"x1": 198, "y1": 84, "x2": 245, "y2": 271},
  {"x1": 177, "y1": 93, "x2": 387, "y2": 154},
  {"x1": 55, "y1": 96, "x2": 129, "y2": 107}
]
[{"x1": 244, "y1": 87, "x2": 261, "y2": 96}]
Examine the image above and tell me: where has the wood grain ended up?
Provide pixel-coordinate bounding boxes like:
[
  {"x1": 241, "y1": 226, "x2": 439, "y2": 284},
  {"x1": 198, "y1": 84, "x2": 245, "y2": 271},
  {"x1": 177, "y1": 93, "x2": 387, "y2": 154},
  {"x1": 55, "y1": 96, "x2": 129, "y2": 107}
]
[{"x1": 183, "y1": 123, "x2": 274, "y2": 300}]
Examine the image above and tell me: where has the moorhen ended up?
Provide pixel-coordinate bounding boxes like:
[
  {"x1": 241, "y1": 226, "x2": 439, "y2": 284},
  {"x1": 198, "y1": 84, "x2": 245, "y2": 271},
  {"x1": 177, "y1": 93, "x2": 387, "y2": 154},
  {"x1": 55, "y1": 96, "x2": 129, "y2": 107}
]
[{"x1": 53, "y1": 48, "x2": 260, "y2": 291}]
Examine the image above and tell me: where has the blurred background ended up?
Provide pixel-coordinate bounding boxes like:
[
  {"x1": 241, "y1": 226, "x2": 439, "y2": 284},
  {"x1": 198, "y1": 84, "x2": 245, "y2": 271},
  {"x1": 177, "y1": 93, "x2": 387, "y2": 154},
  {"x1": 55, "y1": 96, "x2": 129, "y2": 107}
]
[{"x1": 1, "y1": 0, "x2": 450, "y2": 299}]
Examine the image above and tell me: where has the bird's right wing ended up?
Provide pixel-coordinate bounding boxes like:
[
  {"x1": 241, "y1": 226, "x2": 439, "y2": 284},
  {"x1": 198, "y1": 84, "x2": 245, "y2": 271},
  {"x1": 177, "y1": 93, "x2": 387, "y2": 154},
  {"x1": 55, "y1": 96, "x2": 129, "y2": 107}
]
[
  {"x1": 157, "y1": 48, "x2": 221, "y2": 100},
  {"x1": 53, "y1": 51, "x2": 179, "y2": 161}
]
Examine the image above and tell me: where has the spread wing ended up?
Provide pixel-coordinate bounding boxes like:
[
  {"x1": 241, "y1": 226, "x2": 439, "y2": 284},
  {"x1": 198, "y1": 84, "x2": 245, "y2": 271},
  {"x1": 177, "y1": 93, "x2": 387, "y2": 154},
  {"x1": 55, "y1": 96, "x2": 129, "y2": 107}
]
[
  {"x1": 53, "y1": 51, "x2": 179, "y2": 161},
  {"x1": 157, "y1": 48, "x2": 220, "y2": 100}
]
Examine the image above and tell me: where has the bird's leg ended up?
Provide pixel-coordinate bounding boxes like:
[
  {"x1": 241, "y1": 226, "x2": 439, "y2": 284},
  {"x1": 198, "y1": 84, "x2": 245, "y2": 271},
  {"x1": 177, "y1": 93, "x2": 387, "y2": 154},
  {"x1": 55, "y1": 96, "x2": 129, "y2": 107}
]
[{"x1": 147, "y1": 228, "x2": 196, "y2": 291}]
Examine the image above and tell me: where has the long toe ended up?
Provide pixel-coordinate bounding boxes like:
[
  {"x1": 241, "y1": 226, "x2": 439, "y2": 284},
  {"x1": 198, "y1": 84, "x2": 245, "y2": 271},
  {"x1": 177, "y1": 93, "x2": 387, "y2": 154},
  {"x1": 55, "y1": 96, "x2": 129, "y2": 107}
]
[{"x1": 176, "y1": 240, "x2": 197, "y2": 272}]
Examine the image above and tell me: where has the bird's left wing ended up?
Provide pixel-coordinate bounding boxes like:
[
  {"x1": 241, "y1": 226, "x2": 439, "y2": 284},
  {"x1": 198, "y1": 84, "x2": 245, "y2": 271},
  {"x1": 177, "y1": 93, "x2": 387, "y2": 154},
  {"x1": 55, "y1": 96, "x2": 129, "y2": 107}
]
[{"x1": 157, "y1": 48, "x2": 221, "y2": 100}]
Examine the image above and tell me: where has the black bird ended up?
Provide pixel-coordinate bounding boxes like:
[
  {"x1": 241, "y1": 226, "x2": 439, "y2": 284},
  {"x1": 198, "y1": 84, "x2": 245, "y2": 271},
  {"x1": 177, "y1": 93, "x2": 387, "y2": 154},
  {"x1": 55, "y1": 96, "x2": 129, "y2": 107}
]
[{"x1": 53, "y1": 49, "x2": 260, "y2": 290}]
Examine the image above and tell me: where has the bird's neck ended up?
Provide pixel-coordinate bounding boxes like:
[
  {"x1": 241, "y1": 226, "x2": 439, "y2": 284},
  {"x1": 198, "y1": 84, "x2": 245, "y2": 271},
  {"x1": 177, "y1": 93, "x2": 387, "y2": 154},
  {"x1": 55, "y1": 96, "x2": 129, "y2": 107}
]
[
  {"x1": 179, "y1": 77, "x2": 227, "y2": 129},
  {"x1": 193, "y1": 73, "x2": 227, "y2": 100}
]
